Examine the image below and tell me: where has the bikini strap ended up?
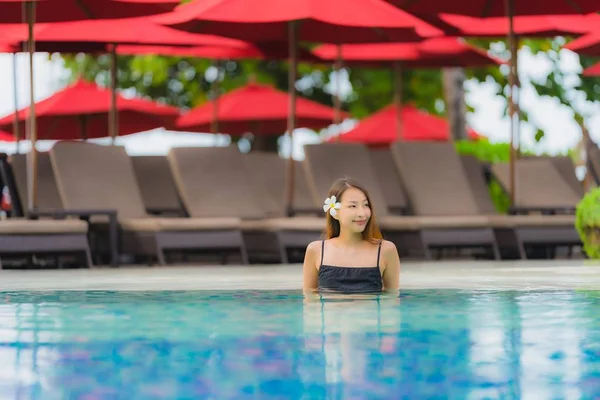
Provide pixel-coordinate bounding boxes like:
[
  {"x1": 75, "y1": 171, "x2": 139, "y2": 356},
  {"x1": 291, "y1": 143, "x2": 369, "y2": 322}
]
[
  {"x1": 320, "y1": 240, "x2": 325, "y2": 266},
  {"x1": 376, "y1": 241, "x2": 382, "y2": 268}
]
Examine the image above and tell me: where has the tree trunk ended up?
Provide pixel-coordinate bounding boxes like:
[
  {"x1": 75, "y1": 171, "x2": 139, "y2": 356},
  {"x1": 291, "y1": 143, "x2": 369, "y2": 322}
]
[
  {"x1": 443, "y1": 67, "x2": 467, "y2": 141},
  {"x1": 252, "y1": 135, "x2": 279, "y2": 153}
]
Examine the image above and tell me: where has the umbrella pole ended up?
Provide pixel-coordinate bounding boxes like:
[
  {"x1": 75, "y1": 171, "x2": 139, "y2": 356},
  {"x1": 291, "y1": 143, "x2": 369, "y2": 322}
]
[
  {"x1": 12, "y1": 54, "x2": 21, "y2": 153},
  {"x1": 80, "y1": 116, "x2": 88, "y2": 141},
  {"x1": 284, "y1": 21, "x2": 298, "y2": 217},
  {"x1": 505, "y1": 0, "x2": 517, "y2": 205},
  {"x1": 109, "y1": 45, "x2": 118, "y2": 145},
  {"x1": 332, "y1": 45, "x2": 343, "y2": 141},
  {"x1": 514, "y1": 36, "x2": 521, "y2": 158},
  {"x1": 25, "y1": 1, "x2": 38, "y2": 213},
  {"x1": 210, "y1": 60, "x2": 221, "y2": 134},
  {"x1": 393, "y1": 61, "x2": 403, "y2": 140}
]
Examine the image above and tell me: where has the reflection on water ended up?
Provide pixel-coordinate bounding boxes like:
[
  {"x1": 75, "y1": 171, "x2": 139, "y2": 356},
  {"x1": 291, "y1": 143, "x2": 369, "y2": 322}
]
[{"x1": 0, "y1": 290, "x2": 599, "y2": 398}]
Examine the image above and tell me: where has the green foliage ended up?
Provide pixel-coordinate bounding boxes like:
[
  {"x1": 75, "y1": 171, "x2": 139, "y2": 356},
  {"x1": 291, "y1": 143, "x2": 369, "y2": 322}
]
[
  {"x1": 575, "y1": 188, "x2": 600, "y2": 259},
  {"x1": 455, "y1": 139, "x2": 512, "y2": 213},
  {"x1": 467, "y1": 36, "x2": 600, "y2": 142}
]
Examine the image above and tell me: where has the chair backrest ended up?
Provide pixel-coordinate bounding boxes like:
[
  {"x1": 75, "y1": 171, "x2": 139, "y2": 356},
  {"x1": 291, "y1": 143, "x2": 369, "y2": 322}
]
[
  {"x1": 242, "y1": 152, "x2": 317, "y2": 216},
  {"x1": 368, "y1": 147, "x2": 409, "y2": 214},
  {"x1": 131, "y1": 156, "x2": 183, "y2": 215},
  {"x1": 50, "y1": 141, "x2": 148, "y2": 220},
  {"x1": 523, "y1": 155, "x2": 583, "y2": 197},
  {"x1": 11, "y1": 152, "x2": 63, "y2": 211},
  {"x1": 167, "y1": 146, "x2": 265, "y2": 219},
  {"x1": 459, "y1": 155, "x2": 497, "y2": 215},
  {"x1": 302, "y1": 143, "x2": 389, "y2": 215},
  {"x1": 491, "y1": 158, "x2": 582, "y2": 210},
  {"x1": 389, "y1": 142, "x2": 479, "y2": 216}
]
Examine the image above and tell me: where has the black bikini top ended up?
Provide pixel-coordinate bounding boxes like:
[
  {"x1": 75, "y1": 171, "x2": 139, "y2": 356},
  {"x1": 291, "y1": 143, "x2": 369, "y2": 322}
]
[{"x1": 317, "y1": 240, "x2": 383, "y2": 294}]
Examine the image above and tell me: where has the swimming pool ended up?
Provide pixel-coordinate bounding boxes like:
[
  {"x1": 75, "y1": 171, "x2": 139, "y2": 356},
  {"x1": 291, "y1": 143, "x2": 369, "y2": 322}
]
[{"x1": 1, "y1": 289, "x2": 599, "y2": 399}]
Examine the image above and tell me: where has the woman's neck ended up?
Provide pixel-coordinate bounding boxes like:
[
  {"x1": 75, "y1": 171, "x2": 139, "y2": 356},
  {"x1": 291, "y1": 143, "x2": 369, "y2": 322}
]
[{"x1": 336, "y1": 230, "x2": 363, "y2": 246}]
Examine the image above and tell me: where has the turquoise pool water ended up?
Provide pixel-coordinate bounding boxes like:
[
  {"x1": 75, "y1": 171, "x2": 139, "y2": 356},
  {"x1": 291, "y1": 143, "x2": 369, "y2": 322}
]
[{"x1": 1, "y1": 289, "x2": 599, "y2": 399}]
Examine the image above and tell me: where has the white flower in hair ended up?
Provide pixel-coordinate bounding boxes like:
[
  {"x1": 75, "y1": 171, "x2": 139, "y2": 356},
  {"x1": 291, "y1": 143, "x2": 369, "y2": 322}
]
[{"x1": 323, "y1": 196, "x2": 341, "y2": 217}]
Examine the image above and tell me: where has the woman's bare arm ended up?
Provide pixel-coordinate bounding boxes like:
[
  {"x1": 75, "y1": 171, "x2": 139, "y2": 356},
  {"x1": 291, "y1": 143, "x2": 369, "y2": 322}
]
[
  {"x1": 302, "y1": 241, "x2": 320, "y2": 293},
  {"x1": 381, "y1": 240, "x2": 400, "y2": 291}
]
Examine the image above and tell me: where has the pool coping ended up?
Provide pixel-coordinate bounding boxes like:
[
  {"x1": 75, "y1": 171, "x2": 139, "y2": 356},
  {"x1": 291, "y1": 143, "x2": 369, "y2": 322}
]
[{"x1": 1, "y1": 260, "x2": 600, "y2": 291}]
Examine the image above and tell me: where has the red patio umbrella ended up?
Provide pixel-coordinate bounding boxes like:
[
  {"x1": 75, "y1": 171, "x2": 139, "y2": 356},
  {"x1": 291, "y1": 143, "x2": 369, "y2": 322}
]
[
  {"x1": 157, "y1": 0, "x2": 441, "y2": 43},
  {"x1": 115, "y1": 42, "x2": 321, "y2": 62},
  {"x1": 330, "y1": 104, "x2": 481, "y2": 145},
  {"x1": 114, "y1": 43, "x2": 324, "y2": 134},
  {"x1": 313, "y1": 37, "x2": 499, "y2": 66},
  {"x1": 388, "y1": 0, "x2": 600, "y2": 17},
  {"x1": 0, "y1": 79, "x2": 180, "y2": 140},
  {"x1": 176, "y1": 82, "x2": 345, "y2": 135},
  {"x1": 565, "y1": 31, "x2": 600, "y2": 56},
  {"x1": 0, "y1": 130, "x2": 15, "y2": 142},
  {"x1": 156, "y1": 0, "x2": 443, "y2": 215},
  {"x1": 1, "y1": 18, "x2": 247, "y2": 54},
  {"x1": 387, "y1": 0, "x2": 600, "y2": 203},
  {"x1": 1, "y1": 18, "x2": 248, "y2": 141},
  {"x1": 313, "y1": 37, "x2": 501, "y2": 138},
  {"x1": 438, "y1": 13, "x2": 598, "y2": 37},
  {"x1": 583, "y1": 62, "x2": 600, "y2": 77},
  {"x1": 0, "y1": 0, "x2": 180, "y2": 211},
  {"x1": 0, "y1": 0, "x2": 179, "y2": 23}
]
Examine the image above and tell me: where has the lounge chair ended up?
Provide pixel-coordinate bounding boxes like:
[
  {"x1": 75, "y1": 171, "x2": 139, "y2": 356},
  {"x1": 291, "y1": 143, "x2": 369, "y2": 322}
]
[
  {"x1": 7, "y1": 152, "x2": 63, "y2": 216},
  {"x1": 462, "y1": 154, "x2": 580, "y2": 259},
  {"x1": 0, "y1": 218, "x2": 92, "y2": 268},
  {"x1": 387, "y1": 142, "x2": 501, "y2": 259},
  {"x1": 522, "y1": 155, "x2": 584, "y2": 197},
  {"x1": 368, "y1": 148, "x2": 410, "y2": 215},
  {"x1": 131, "y1": 155, "x2": 184, "y2": 216},
  {"x1": 587, "y1": 146, "x2": 600, "y2": 186},
  {"x1": 49, "y1": 141, "x2": 247, "y2": 265},
  {"x1": 490, "y1": 158, "x2": 581, "y2": 214},
  {"x1": 302, "y1": 143, "x2": 495, "y2": 259},
  {"x1": 242, "y1": 152, "x2": 319, "y2": 216},
  {"x1": 0, "y1": 153, "x2": 93, "y2": 268},
  {"x1": 167, "y1": 146, "x2": 325, "y2": 263}
]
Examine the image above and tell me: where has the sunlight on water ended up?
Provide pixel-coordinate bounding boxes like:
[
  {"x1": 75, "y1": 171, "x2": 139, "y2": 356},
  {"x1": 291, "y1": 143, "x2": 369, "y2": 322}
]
[{"x1": 0, "y1": 290, "x2": 599, "y2": 399}]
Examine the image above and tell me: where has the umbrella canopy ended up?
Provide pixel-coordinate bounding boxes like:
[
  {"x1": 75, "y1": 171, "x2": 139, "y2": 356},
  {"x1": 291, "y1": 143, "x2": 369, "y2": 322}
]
[
  {"x1": 0, "y1": 0, "x2": 178, "y2": 23},
  {"x1": 583, "y1": 62, "x2": 600, "y2": 76},
  {"x1": 0, "y1": 42, "x2": 14, "y2": 52},
  {"x1": 0, "y1": 18, "x2": 248, "y2": 53},
  {"x1": 312, "y1": 37, "x2": 502, "y2": 68},
  {"x1": 565, "y1": 31, "x2": 600, "y2": 56},
  {"x1": 156, "y1": 0, "x2": 442, "y2": 43},
  {"x1": 115, "y1": 42, "x2": 323, "y2": 63},
  {"x1": 0, "y1": 79, "x2": 180, "y2": 140},
  {"x1": 333, "y1": 104, "x2": 481, "y2": 145},
  {"x1": 176, "y1": 82, "x2": 345, "y2": 135},
  {"x1": 438, "y1": 13, "x2": 599, "y2": 37},
  {"x1": 0, "y1": 130, "x2": 15, "y2": 142},
  {"x1": 387, "y1": 0, "x2": 600, "y2": 17}
]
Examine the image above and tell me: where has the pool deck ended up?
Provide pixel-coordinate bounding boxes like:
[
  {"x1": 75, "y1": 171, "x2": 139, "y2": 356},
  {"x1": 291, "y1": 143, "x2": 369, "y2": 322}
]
[{"x1": 2, "y1": 260, "x2": 600, "y2": 291}]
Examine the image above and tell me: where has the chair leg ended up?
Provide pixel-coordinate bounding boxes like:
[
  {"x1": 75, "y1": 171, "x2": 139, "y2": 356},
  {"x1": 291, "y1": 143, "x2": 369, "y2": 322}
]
[
  {"x1": 84, "y1": 245, "x2": 94, "y2": 269},
  {"x1": 491, "y1": 242, "x2": 501, "y2": 260},
  {"x1": 156, "y1": 246, "x2": 167, "y2": 266},
  {"x1": 240, "y1": 243, "x2": 249, "y2": 265}
]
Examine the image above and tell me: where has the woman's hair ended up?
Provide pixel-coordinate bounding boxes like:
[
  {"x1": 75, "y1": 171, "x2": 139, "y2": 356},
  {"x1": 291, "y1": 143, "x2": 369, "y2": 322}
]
[{"x1": 323, "y1": 178, "x2": 383, "y2": 243}]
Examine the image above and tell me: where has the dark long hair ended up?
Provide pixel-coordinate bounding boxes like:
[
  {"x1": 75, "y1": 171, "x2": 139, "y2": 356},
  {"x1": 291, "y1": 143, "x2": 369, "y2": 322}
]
[{"x1": 323, "y1": 178, "x2": 383, "y2": 243}]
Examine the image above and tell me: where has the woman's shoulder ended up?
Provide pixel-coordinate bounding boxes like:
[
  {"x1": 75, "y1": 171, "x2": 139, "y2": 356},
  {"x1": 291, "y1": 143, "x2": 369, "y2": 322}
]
[
  {"x1": 377, "y1": 239, "x2": 397, "y2": 254},
  {"x1": 306, "y1": 240, "x2": 323, "y2": 254}
]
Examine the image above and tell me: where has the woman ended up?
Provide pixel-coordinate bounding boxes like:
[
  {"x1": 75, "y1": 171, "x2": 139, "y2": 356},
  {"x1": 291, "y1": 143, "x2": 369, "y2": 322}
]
[{"x1": 302, "y1": 178, "x2": 400, "y2": 295}]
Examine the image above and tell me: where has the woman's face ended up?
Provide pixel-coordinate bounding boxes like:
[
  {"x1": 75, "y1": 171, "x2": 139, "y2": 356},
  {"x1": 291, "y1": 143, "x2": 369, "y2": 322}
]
[{"x1": 335, "y1": 187, "x2": 371, "y2": 233}]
